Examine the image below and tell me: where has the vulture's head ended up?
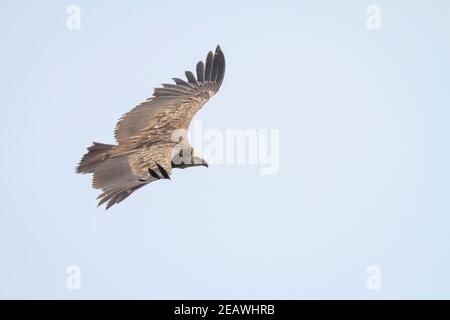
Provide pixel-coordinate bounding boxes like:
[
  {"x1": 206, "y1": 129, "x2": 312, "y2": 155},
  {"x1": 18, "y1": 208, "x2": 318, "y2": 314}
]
[{"x1": 171, "y1": 147, "x2": 208, "y2": 169}]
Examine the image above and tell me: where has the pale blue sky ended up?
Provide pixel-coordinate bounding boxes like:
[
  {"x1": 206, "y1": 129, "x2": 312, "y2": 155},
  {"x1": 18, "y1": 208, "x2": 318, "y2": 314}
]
[{"x1": 0, "y1": 0, "x2": 449, "y2": 299}]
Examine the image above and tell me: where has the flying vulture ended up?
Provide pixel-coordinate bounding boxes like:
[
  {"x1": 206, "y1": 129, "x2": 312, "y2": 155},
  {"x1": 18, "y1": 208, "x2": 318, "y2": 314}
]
[{"x1": 76, "y1": 46, "x2": 225, "y2": 209}]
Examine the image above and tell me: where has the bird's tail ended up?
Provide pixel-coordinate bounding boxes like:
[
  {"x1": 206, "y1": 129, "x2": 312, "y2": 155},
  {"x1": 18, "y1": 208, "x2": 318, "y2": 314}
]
[
  {"x1": 76, "y1": 142, "x2": 115, "y2": 174},
  {"x1": 77, "y1": 142, "x2": 148, "y2": 209}
]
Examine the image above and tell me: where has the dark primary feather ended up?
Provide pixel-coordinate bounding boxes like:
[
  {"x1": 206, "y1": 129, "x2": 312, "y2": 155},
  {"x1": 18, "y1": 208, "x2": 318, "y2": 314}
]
[
  {"x1": 212, "y1": 46, "x2": 225, "y2": 84},
  {"x1": 172, "y1": 77, "x2": 193, "y2": 87},
  {"x1": 204, "y1": 51, "x2": 214, "y2": 82},
  {"x1": 185, "y1": 71, "x2": 198, "y2": 84},
  {"x1": 196, "y1": 61, "x2": 205, "y2": 83}
]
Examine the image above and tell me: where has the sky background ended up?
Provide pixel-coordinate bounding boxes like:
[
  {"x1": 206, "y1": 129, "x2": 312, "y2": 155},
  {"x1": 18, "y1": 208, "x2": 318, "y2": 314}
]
[{"x1": 0, "y1": 0, "x2": 449, "y2": 299}]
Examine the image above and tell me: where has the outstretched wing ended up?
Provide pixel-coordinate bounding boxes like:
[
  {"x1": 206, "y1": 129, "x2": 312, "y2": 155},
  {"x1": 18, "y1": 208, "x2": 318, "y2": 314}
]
[
  {"x1": 92, "y1": 46, "x2": 225, "y2": 209},
  {"x1": 114, "y1": 45, "x2": 225, "y2": 144}
]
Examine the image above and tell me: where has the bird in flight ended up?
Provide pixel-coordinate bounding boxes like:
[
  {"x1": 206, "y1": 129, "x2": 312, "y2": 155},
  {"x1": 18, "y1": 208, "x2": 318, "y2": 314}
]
[{"x1": 76, "y1": 46, "x2": 225, "y2": 209}]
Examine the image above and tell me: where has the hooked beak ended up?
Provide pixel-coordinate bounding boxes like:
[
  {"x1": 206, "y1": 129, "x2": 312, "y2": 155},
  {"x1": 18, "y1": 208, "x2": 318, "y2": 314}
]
[{"x1": 202, "y1": 160, "x2": 209, "y2": 168}]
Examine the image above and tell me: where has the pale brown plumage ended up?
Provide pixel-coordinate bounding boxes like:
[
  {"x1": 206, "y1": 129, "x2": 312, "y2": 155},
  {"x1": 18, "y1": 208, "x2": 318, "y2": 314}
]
[{"x1": 76, "y1": 46, "x2": 225, "y2": 209}]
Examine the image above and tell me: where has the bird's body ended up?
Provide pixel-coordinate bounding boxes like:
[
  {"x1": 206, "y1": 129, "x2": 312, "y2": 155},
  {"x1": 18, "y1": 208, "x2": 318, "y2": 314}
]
[{"x1": 76, "y1": 46, "x2": 225, "y2": 209}]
